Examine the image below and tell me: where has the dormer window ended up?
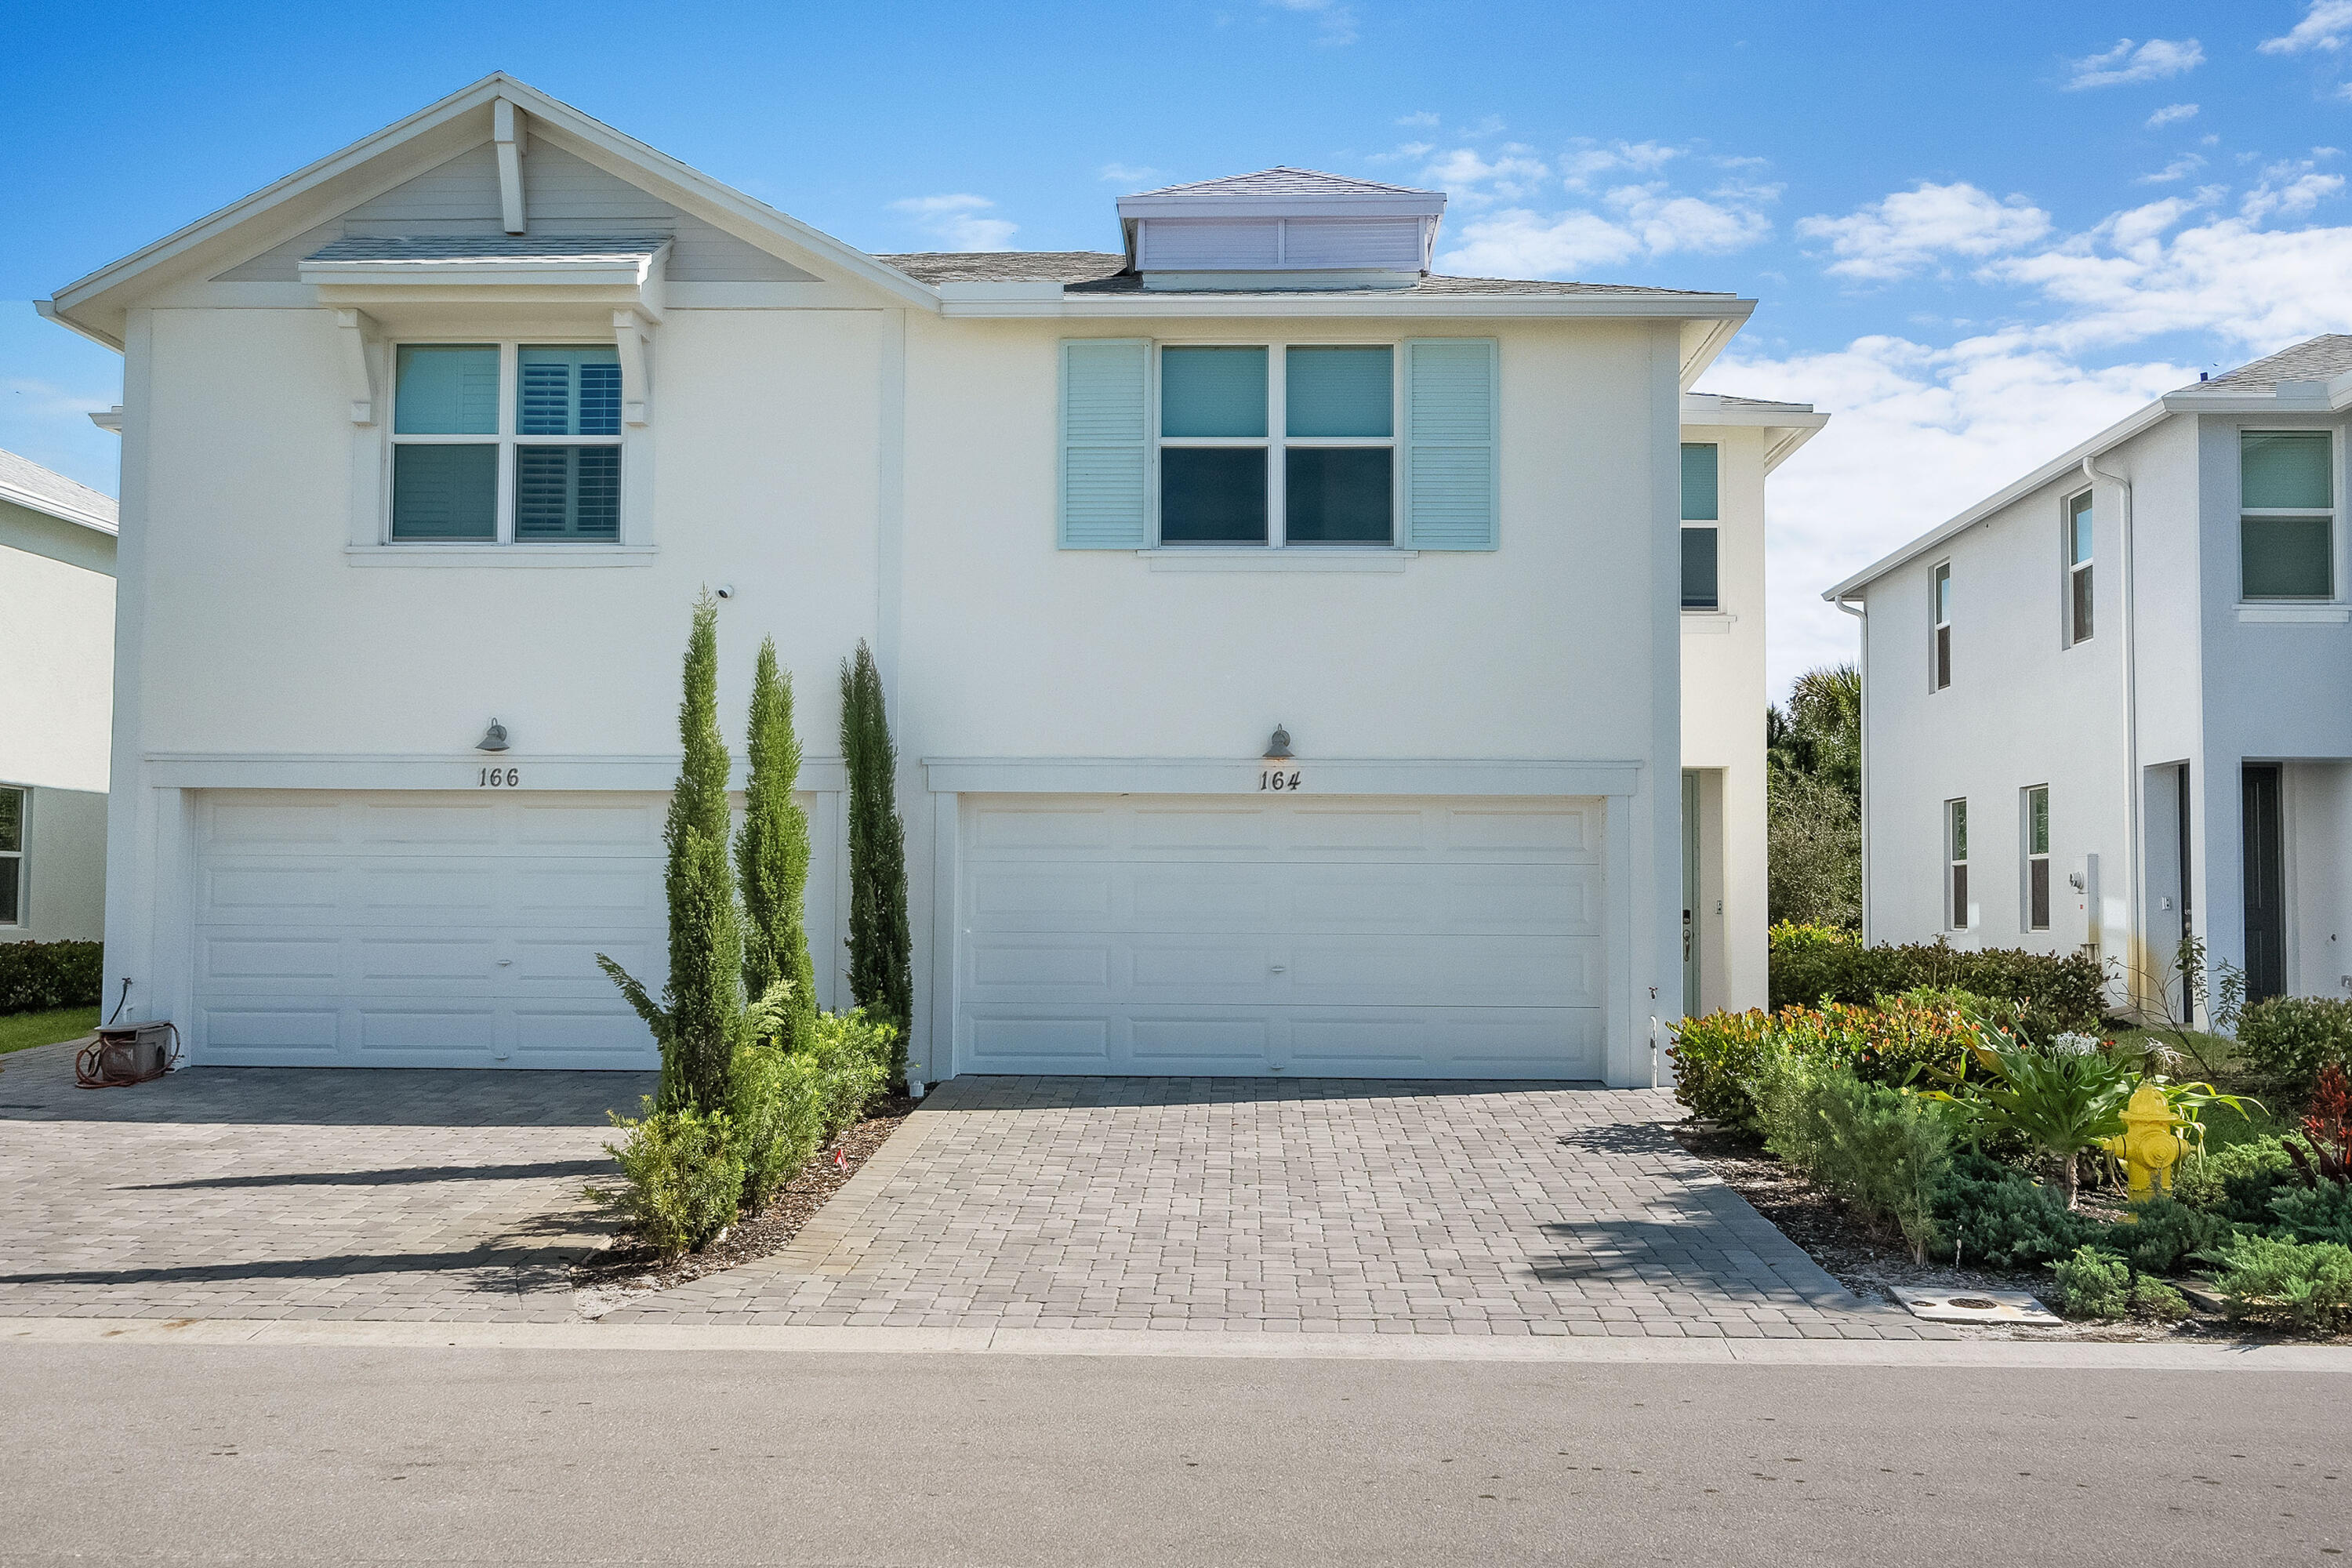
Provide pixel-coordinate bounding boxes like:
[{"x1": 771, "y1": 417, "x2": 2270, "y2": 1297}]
[{"x1": 1116, "y1": 169, "x2": 1444, "y2": 292}]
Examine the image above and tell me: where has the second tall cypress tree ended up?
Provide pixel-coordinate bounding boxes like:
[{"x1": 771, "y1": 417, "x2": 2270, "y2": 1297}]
[
  {"x1": 840, "y1": 641, "x2": 913, "y2": 1076},
  {"x1": 736, "y1": 637, "x2": 817, "y2": 1054}
]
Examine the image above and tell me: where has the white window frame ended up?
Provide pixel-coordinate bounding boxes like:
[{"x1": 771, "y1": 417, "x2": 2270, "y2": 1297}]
[
  {"x1": 2239, "y1": 427, "x2": 2337, "y2": 603},
  {"x1": 1931, "y1": 561, "x2": 1953, "y2": 691},
  {"x1": 1947, "y1": 797, "x2": 1970, "y2": 932},
  {"x1": 381, "y1": 338, "x2": 628, "y2": 549},
  {"x1": 2063, "y1": 490, "x2": 2093, "y2": 645},
  {"x1": 0, "y1": 783, "x2": 24, "y2": 929},
  {"x1": 1152, "y1": 339, "x2": 1401, "y2": 549},
  {"x1": 2022, "y1": 784, "x2": 2050, "y2": 932}
]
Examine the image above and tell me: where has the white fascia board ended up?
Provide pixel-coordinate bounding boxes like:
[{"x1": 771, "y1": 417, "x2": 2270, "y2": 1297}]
[
  {"x1": 921, "y1": 756, "x2": 1640, "y2": 797},
  {"x1": 1821, "y1": 395, "x2": 2173, "y2": 602},
  {"x1": 1678, "y1": 317, "x2": 1742, "y2": 390},
  {"x1": 941, "y1": 292, "x2": 1753, "y2": 323},
  {"x1": 2160, "y1": 383, "x2": 2332, "y2": 414},
  {"x1": 42, "y1": 71, "x2": 940, "y2": 343},
  {"x1": 1680, "y1": 395, "x2": 1831, "y2": 473},
  {"x1": 0, "y1": 475, "x2": 118, "y2": 535}
]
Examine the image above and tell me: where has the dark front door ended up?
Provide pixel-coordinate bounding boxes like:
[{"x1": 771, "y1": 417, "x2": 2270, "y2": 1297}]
[{"x1": 2243, "y1": 764, "x2": 2285, "y2": 1003}]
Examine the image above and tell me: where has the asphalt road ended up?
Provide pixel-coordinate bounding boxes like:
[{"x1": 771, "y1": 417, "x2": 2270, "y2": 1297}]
[{"x1": 2, "y1": 1345, "x2": 2345, "y2": 1566}]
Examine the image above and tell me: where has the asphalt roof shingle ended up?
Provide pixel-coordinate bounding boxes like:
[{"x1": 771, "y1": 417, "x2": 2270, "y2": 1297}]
[
  {"x1": 2197, "y1": 334, "x2": 2352, "y2": 392},
  {"x1": 1126, "y1": 167, "x2": 1440, "y2": 198},
  {"x1": 876, "y1": 251, "x2": 1720, "y2": 297},
  {"x1": 0, "y1": 447, "x2": 118, "y2": 532}
]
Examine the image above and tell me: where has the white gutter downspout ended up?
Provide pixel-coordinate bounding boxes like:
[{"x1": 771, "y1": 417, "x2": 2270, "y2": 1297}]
[
  {"x1": 2084, "y1": 453, "x2": 2141, "y2": 1013},
  {"x1": 1834, "y1": 595, "x2": 1869, "y2": 943}
]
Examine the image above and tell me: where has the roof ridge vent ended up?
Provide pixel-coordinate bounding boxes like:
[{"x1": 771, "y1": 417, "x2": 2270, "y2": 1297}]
[{"x1": 1115, "y1": 168, "x2": 1446, "y2": 292}]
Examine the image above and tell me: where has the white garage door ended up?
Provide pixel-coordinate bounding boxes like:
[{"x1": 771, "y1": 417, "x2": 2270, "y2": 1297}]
[
  {"x1": 957, "y1": 793, "x2": 1605, "y2": 1079},
  {"x1": 191, "y1": 791, "x2": 668, "y2": 1069}
]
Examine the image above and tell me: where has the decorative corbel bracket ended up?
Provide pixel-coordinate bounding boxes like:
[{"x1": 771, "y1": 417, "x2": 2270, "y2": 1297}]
[
  {"x1": 614, "y1": 309, "x2": 653, "y2": 427},
  {"x1": 335, "y1": 308, "x2": 379, "y2": 425}
]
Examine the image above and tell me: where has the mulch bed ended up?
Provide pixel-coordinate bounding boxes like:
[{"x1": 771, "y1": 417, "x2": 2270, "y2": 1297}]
[
  {"x1": 573, "y1": 1094, "x2": 918, "y2": 1294},
  {"x1": 1673, "y1": 1120, "x2": 2316, "y2": 1343}
]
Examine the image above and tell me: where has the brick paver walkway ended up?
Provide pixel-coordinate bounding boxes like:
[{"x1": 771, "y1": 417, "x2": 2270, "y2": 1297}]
[
  {"x1": 0, "y1": 1040, "x2": 652, "y2": 1323},
  {"x1": 605, "y1": 1076, "x2": 1946, "y2": 1340}
]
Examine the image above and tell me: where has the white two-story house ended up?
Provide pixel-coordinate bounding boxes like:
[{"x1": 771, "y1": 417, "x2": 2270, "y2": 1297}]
[
  {"x1": 0, "y1": 448, "x2": 116, "y2": 945},
  {"x1": 1827, "y1": 335, "x2": 2352, "y2": 1018},
  {"x1": 38, "y1": 74, "x2": 1816, "y2": 1084}
]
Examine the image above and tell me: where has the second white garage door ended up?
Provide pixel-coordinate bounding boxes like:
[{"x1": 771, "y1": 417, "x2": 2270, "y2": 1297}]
[{"x1": 956, "y1": 793, "x2": 1605, "y2": 1079}]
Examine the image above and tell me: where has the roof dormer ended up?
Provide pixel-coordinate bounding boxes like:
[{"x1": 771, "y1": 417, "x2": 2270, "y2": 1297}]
[{"x1": 1115, "y1": 168, "x2": 1445, "y2": 292}]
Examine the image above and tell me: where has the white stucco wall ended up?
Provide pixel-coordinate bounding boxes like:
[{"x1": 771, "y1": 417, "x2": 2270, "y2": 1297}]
[{"x1": 2, "y1": 503, "x2": 114, "y2": 944}]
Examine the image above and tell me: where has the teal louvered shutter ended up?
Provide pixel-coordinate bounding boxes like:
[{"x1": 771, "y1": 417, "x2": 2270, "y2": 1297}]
[
  {"x1": 1403, "y1": 339, "x2": 1498, "y2": 550},
  {"x1": 1059, "y1": 339, "x2": 1151, "y2": 548}
]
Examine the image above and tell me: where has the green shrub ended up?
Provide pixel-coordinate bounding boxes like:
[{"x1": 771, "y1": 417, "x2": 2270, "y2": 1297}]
[
  {"x1": 1848, "y1": 993, "x2": 1981, "y2": 1088},
  {"x1": 593, "y1": 1102, "x2": 744, "y2": 1258},
  {"x1": 1931, "y1": 1152, "x2": 2107, "y2": 1269},
  {"x1": 2173, "y1": 1135, "x2": 2300, "y2": 1224},
  {"x1": 806, "y1": 1008, "x2": 895, "y2": 1138},
  {"x1": 728, "y1": 1042, "x2": 826, "y2": 1211},
  {"x1": 1750, "y1": 1054, "x2": 1953, "y2": 1262},
  {"x1": 842, "y1": 641, "x2": 914, "y2": 1076},
  {"x1": 1768, "y1": 924, "x2": 2104, "y2": 1035},
  {"x1": 2269, "y1": 1181, "x2": 2352, "y2": 1247},
  {"x1": 2111, "y1": 1196, "x2": 2231, "y2": 1276},
  {"x1": 0, "y1": 941, "x2": 103, "y2": 1016},
  {"x1": 2132, "y1": 1278, "x2": 2191, "y2": 1321},
  {"x1": 2053, "y1": 1246, "x2": 2132, "y2": 1319},
  {"x1": 1929, "y1": 1032, "x2": 2136, "y2": 1207},
  {"x1": 2236, "y1": 996, "x2": 2352, "y2": 1102},
  {"x1": 2213, "y1": 1234, "x2": 2352, "y2": 1330}
]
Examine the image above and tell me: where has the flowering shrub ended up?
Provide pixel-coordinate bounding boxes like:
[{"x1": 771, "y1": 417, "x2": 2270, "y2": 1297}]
[{"x1": 1670, "y1": 996, "x2": 1976, "y2": 1128}]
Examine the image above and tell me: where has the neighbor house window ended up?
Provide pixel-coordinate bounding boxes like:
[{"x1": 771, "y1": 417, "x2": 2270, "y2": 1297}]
[
  {"x1": 2024, "y1": 785, "x2": 2050, "y2": 931},
  {"x1": 2241, "y1": 430, "x2": 2333, "y2": 600},
  {"x1": 1159, "y1": 344, "x2": 1394, "y2": 546},
  {"x1": 2066, "y1": 492, "x2": 2094, "y2": 644},
  {"x1": 1947, "y1": 797, "x2": 1969, "y2": 931},
  {"x1": 390, "y1": 343, "x2": 622, "y2": 543},
  {"x1": 1933, "y1": 562, "x2": 1953, "y2": 690},
  {"x1": 1682, "y1": 443, "x2": 1719, "y2": 610},
  {"x1": 0, "y1": 786, "x2": 21, "y2": 925}
]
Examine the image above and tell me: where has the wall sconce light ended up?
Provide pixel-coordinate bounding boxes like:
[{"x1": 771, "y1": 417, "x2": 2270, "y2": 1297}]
[
  {"x1": 1263, "y1": 724, "x2": 1294, "y2": 763},
  {"x1": 477, "y1": 720, "x2": 510, "y2": 753}
]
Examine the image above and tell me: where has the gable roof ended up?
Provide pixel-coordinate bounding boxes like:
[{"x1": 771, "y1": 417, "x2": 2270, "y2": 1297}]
[
  {"x1": 1823, "y1": 332, "x2": 2352, "y2": 601},
  {"x1": 39, "y1": 71, "x2": 938, "y2": 347},
  {"x1": 878, "y1": 250, "x2": 1722, "y2": 297},
  {"x1": 1127, "y1": 168, "x2": 1440, "y2": 199},
  {"x1": 0, "y1": 448, "x2": 118, "y2": 535}
]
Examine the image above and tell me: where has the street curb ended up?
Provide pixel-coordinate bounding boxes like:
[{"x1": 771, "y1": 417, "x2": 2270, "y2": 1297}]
[{"x1": 5, "y1": 1316, "x2": 2348, "y2": 1369}]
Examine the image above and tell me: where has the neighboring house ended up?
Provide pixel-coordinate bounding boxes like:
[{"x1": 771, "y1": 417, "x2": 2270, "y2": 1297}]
[
  {"x1": 1826, "y1": 334, "x2": 2352, "y2": 1020},
  {"x1": 38, "y1": 74, "x2": 1814, "y2": 1083},
  {"x1": 0, "y1": 447, "x2": 117, "y2": 944}
]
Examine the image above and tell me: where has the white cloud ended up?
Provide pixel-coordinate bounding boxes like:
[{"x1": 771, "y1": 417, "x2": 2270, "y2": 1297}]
[
  {"x1": 1701, "y1": 338, "x2": 2194, "y2": 691},
  {"x1": 889, "y1": 194, "x2": 1017, "y2": 251},
  {"x1": 1419, "y1": 147, "x2": 1552, "y2": 206},
  {"x1": 1439, "y1": 181, "x2": 1774, "y2": 276},
  {"x1": 2066, "y1": 37, "x2": 2204, "y2": 89},
  {"x1": 1098, "y1": 162, "x2": 1163, "y2": 186},
  {"x1": 1263, "y1": 0, "x2": 1356, "y2": 45},
  {"x1": 2135, "y1": 153, "x2": 2207, "y2": 184},
  {"x1": 1561, "y1": 139, "x2": 1681, "y2": 191},
  {"x1": 1796, "y1": 183, "x2": 2053, "y2": 281},
  {"x1": 2146, "y1": 102, "x2": 2198, "y2": 129},
  {"x1": 2261, "y1": 1, "x2": 2352, "y2": 53},
  {"x1": 1396, "y1": 111, "x2": 1440, "y2": 128}
]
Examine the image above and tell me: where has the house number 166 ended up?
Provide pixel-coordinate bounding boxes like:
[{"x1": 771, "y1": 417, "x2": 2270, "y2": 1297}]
[
  {"x1": 1258, "y1": 770, "x2": 1301, "y2": 791},
  {"x1": 479, "y1": 767, "x2": 521, "y2": 787}
]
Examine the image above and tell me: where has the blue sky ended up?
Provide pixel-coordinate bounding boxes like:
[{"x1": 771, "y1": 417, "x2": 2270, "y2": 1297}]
[{"x1": 9, "y1": 1, "x2": 2352, "y2": 691}]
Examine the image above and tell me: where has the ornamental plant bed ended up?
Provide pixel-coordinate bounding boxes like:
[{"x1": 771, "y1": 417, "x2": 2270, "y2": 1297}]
[
  {"x1": 575, "y1": 1092, "x2": 916, "y2": 1295},
  {"x1": 1674, "y1": 1120, "x2": 2345, "y2": 1344}
]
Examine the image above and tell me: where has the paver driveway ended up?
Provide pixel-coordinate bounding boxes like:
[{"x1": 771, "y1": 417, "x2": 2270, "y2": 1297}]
[
  {"x1": 606, "y1": 1076, "x2": 1943, "y2": 1340},
  {"x1": 0, "y1": 1040, "x2": 651, "y2": 1323}
]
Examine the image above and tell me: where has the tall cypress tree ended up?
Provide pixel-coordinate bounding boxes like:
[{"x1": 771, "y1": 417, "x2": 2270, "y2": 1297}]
[
  {"x1": 601, "y1": 593, "x2": 741, "y2": 1111},
  {"x1": 736, "y1": 637, "x2": 817, "y2": 1054},
  {"x1": 840, "y1": 641, "x2": 913, "y2": 1075}
]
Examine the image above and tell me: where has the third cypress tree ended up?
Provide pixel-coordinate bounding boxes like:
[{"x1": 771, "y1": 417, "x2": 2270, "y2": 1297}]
[
  {"x1": 736, "y1": 637, "x2": 818, "y2": 1054},
  {"x1": 840, "y1": 641, "x2": 913, "y2": 1076}
]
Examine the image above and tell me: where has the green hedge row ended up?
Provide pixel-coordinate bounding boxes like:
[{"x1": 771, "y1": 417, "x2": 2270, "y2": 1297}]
[
  {"x1": 0, "y1": 941, "x2": 103, "y2": 1016},
  {"x1": 2236, "y1": 996, "x2": 2352, "y2": 1101},
  {"x1": 1769, "y1": 923, "x2": 2105, "y2": 1033}
]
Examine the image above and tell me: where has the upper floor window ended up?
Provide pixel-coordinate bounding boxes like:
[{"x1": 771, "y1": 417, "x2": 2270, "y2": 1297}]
[
  {"x1": 0, "y1": 786, "x2": 20, "y2": 926},
  {"x1": 2241, "y1": 430, "x2": 2333, "y2": 601},
  {"x1": 1932, "y1": 561, "x2": 1953, "y2": 690},
  {"x1": 2065, "y1": 492, "x2": 2094, "y2": 644},
  {"x1": 1947, "y1": 797, "x2": 1969, "y2": 931},
  {"x1": 1159, "y1": 344, "x2": 1394, "y2": 546},
  {"x1": 1681, "y1": 443, "x2": 1719, "y2": 611},
  {"x1": 2023, "y1": 784, "x2": 2050, "y2": 931},
  {"x1": 390, "y1": 343, "x2": 622, "y2": 544}
]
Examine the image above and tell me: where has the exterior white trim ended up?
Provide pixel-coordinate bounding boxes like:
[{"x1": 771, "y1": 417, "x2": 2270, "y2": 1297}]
[
  {"x1": 2238, "y1": 603, "x2": 2352, "y2": 623},
  {"x1": 340, "y1": 545, "x2": 657, "y2": 567},
  {"x1": 919, "y1": 757, "x2": 1639, "y2": 797},
  {"x1": 142, "y1": 753, "x2": 848, "y2": 793},
  {"x1": 1142, "y1": 548, "x2": 1414, "y2": 572}
]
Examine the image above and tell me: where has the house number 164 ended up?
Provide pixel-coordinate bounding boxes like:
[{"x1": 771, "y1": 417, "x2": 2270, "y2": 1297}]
[{"x1": 1258, "y1": 770, "x2": 1301, "y2": 791}]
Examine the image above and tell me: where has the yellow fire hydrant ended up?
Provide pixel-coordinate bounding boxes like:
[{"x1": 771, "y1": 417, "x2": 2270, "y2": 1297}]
[{"x1": 2100, "y1": 1080, "x2": 2187, "y2": 1202}]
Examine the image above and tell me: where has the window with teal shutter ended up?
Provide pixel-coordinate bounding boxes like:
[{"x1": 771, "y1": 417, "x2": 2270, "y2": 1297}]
[
  {"x1": 1402, "y1": 339, "x2": 1497, "y2": 550},
  {"x1": 1060, "y1": 339, "x2": 1151, "y2": 548},
  {"x1": 514, "y1": 346, "x2": 622, "y2": 540},
  {"x1": 387, "y1": 342, "x2": 623, "y2": 546}
]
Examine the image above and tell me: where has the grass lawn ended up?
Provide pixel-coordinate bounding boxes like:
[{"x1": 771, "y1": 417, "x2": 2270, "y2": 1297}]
[{"x1": 0, "y1": 1007, "x2": 100, "y2": 1055}]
